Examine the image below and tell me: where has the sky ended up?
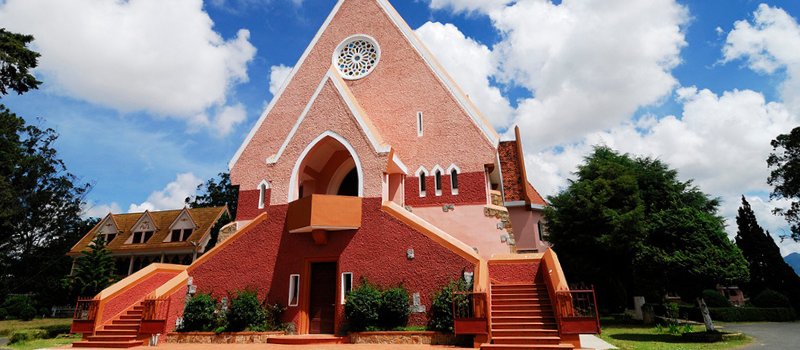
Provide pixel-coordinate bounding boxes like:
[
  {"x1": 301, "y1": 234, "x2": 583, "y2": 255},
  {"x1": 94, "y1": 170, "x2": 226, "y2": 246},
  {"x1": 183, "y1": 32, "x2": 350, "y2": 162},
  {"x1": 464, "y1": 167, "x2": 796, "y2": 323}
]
[{"x1": 1, "y1": 0, "x2": 800, "y2": 256}]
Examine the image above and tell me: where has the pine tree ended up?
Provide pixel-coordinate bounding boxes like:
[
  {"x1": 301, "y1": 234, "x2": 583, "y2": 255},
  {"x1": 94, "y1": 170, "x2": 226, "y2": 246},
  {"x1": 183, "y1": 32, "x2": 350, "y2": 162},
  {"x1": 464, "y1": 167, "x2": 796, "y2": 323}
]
[
  {"x1": 735, "y1": 196, "x2": 800, "y2": 311},
  {"x1": 66, "y1": 236, "x2": 118, "y2": 297}
]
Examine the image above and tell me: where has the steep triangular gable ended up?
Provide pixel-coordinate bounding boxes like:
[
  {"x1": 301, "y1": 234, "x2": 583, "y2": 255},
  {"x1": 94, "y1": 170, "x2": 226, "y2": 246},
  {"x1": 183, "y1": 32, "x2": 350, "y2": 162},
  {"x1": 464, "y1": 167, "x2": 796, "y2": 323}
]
[
  {"x1": 229, "y1": 0, "x2": 498, "y2": 170},
  {"x1": 267, "y1": 68, "x2": 389, "y2": 165}
]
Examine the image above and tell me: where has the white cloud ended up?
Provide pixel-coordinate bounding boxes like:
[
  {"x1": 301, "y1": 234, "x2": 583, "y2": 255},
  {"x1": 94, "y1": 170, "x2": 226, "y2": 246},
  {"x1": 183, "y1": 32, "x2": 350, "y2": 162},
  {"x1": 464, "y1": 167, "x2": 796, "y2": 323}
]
[
  {"x1": 128, "y1": 173, "x2": 203, "y2": 213},
  {"x1": 0, "y1": 0, "x2": 256, "y2": 134},
  {"x1": 723, "y1": 4, "x2": 800, "y2": 114},
  {"x1": 269, "y1": 65, "x2": 294, "y2": 96},
  {"x1": 428, "y1": 0, "x2": 511, "y2": 14},
  {"x1": 82, "y1": 202, "x2": 123, "y2": 219},
  {"x1": 415, "y1": 22, "x2": 513, "y2": 129},
  {"x1": 191, "y1": 104, "x2": 248, "y2": 137}
]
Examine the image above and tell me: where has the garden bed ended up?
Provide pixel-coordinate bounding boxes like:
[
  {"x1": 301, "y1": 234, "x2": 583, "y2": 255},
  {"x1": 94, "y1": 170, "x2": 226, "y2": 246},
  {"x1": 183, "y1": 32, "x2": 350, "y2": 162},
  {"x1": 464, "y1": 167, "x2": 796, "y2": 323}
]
[
  {"x1": 163, "y1": 331, "x2": 284, "y2": 344},
  {"x1": 349, "y1": 331, "x2": 460, "y2": 345},
  {"x1": 682, "y1": 331, "x2": 745, "y2": 343}
]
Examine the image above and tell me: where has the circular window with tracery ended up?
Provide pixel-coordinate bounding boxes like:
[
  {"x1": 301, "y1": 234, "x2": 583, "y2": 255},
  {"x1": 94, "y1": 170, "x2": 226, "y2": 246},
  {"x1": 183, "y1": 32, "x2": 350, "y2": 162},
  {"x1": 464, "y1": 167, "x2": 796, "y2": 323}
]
[{"x1": 333, "y1": 35, "x2": 380, "y2": 80}]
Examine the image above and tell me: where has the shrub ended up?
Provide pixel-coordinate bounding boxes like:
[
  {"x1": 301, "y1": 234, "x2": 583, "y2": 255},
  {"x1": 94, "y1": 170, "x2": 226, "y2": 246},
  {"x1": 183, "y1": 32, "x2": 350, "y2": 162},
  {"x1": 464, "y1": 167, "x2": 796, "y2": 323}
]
[
  {"x1": 41, "y1": 324, "x2": 72, "y2": 338},
  {"x1": 379, "y1": 286, "x2": 410, "y2": 330},
  {"x1": 8, "y1": 329, "x2": 47, "y2": 344},
  {"x1": 2, "y1": 295, "x2": 37, "y2": 320},
  {"x1": 227, "y1": 290, "x2": 266, "y2": 332},
  {"x1": 752, "y1": 289, "x2": 791, "y2": 308},
  {"x1": 709, "y1": 307, "x2": 796, "y2": 322},
  {"x1": 263, "y1": 303, "x2": 286, "y2": 331},
  {"x1": 427, "y1": 277, "x2": 471, "y2": 333},
  {"x1": 181, "y1": 293, "x2": 217, "y2": 332},
  {"x1": 702, "y1": 289, "x2": 731, "y2": 307},
  {"x1": 345, "y1": 280, "x2": 382, "y2": 331},
  {"x1": 0, "y1": 308, "x2": 7, "y2": 320}
]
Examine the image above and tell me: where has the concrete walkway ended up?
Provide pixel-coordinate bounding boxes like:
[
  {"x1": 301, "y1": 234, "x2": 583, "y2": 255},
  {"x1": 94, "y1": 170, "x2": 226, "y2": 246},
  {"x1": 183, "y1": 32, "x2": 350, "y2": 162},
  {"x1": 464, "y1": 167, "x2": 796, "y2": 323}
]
[
  {"x1": 53, "y1": 344, "x2": 458, "y2": 350},
  {"x1": 722, "y1": 322, "x2": 800, "y2": 349}
]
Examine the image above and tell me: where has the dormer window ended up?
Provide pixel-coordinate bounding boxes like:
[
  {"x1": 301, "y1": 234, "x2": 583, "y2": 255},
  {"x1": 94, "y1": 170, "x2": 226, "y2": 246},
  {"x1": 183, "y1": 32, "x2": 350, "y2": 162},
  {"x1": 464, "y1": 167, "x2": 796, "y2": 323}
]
[
  {"x1": 163, "y1": 209, "x2": 197, "y2": 243},
  {"x1": 104, "y1": 233, "x2": 117, "y2": 244},
  {"x1": 132, "y1": 231, "x2": 153, "y2": 244},
  {"x1": 170, "y1": 228, "x2": 193, "y2": 242}
]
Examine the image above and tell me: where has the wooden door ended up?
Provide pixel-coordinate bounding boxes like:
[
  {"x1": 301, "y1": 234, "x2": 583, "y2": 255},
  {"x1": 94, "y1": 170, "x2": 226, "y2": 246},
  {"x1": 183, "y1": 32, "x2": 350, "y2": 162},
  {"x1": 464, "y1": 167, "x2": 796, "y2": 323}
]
[{"x1": 309, "y1": 262, "x2": 336, "y2": 334}]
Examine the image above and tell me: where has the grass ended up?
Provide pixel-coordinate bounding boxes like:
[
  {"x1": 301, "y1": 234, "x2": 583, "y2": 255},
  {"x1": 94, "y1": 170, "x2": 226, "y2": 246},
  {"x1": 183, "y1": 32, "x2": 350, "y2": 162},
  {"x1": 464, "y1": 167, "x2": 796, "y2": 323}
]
[
  {"x1": 600, "y1": 322, "x2": 751, "y2": 350},
  {"x1": 0, "y1": 318, "x2": 72, "y2": 336},
  {"x1": 7, "y1": 334, "x2": 80, "y2": 350}
]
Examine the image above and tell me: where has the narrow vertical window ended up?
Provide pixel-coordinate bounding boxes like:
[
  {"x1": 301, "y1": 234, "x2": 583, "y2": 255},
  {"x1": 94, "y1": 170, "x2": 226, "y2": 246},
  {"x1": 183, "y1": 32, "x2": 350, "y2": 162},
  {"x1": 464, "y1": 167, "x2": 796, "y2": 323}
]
[
  {"x1": 106, "y1": 233, "x2": 116, "y2": 244},
  {"x1": 419, "y1": 173, "x2": 427, "y2": 196},
  {"x1": 451, "y1": 169, "x2": 459, "y2": 195},
  {"x1": 537, "y1": 221, "x2": 545, "y2": 242},
  {"x1": 182, "y1": 228, "x2": 193, "y2": 241},
  {"x1": 434, "y1": 170, "x2": 442, "y2": 196},
  {"x1": 258, "y1": 183, "x2": 267, "y2": 209},
  {"x1": 171, "y1": 229, "x2": 181, "y2": 242},
  {"x1": 288, "y1": 274, "x2": 300, "y2": 307},
  {"x1": 341, "y1": 272, "x2": 353, "y2": 304},
  {"x1": 417, "y1": 112, "x2": 424, "y2": 137}
]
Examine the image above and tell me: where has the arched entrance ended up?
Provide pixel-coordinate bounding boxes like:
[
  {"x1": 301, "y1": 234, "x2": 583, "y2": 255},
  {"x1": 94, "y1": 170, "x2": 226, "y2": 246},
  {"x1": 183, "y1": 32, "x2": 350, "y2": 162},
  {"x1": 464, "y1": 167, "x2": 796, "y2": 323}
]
[{"x1": 289, "y1": 131, "x2": 363, "y2": 202}]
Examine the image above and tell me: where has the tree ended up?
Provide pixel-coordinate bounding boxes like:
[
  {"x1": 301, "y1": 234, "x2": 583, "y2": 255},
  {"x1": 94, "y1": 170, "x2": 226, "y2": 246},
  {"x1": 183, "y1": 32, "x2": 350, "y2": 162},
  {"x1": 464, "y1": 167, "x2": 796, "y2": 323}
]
[
  {"x1": 735, "y1": 196, "x2": 800, "y2": 311},
  {"x1": 545, "y1": 147, "x2": 748, "y2": 330},
  {"x1": 0, "y1": 28, "x2": 42, "y2": 96},
  {"x1": 767, "y1": 127, "x2": 800, "y2": 241},
  {"x1": 186, "y1": 172, "x2": 238, "y2": 250},
  {"x1": 65, "y1": 236, "x2": 118, "y2": 297}
]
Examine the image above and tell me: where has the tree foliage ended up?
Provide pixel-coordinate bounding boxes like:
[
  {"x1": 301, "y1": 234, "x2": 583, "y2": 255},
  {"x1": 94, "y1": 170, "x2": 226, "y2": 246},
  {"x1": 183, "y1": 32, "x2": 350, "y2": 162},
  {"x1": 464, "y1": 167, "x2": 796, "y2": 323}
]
[
  {"x1": 544, "y1": 147, "x2": 748, "y2": 311},
  {"x1": 185, "y1": 172, "x2": 238, "y2": 219},
  {"x1": 735, "y1": 196, "x2": 800, "y2": 311},
  {"x1": 65, "y1": 236, "x2": 118, "y2": 297},
  {"x1": 0, "y1": 28, "x2": 42, "y2": 96},
  {"x1": 767, "y1": 127, "x2": 800, "y2": 241}
]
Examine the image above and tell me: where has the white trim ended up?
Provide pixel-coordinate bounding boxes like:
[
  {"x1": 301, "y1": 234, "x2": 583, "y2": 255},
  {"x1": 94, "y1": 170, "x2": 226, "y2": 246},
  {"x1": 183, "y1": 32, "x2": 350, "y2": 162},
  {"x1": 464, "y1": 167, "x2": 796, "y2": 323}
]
[
  {"x1": 416, "y1": 111, "x2": 424, "y2": 137},
  {"x1": 266, "y1": 69, "x2": 389, "y2": 165},
  {"x1": 257, "y1": 180, "x2": 270, "y2": 209},
  {"x1": 332, "y1": 34, "x2": 382, "y2": 80},
  {"x1": 416, "y1": 166, "x2": 428, "y2": 197},
  {"x1": 288, "y1": 131, "x2": 364, "y2": 202},
  {"x1": 392, "y1": 152, "x2": 409, "y2": 175},
  {"x1": 447, "y1": 164, "x2": 461, "y2": 195},
  {"x1": 376, "y1": 0, "x2": 499, "y2": 147},
  {"x1": 505, "y1": 200, "x2": 546, "y2": 210},
  {"x1": 432, "y1": 164, "x2": 444, "y2": 196},
  {"x1": 229, "y1": 0, "x2": 347, "y2": 170},
  {"x1": 288, "y1": 274, "x2": 300, "y2": 307},
  {"x1": 341, "y1": 272, "x2": 353, "y2": 305}
]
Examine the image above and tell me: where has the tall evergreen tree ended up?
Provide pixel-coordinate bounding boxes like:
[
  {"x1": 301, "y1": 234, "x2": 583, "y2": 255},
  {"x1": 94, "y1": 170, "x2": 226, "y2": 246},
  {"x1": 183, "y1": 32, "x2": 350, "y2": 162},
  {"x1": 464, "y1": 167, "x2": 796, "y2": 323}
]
[
  {"x1": 768, "y1": 127, "x2": 800, "y2": 241},
  {"x1": 66, "y1": 236, "x2": 118, "y2": 297},
  {"x1": 735, "y1": 196, "x2": 800, "y2": 311}
]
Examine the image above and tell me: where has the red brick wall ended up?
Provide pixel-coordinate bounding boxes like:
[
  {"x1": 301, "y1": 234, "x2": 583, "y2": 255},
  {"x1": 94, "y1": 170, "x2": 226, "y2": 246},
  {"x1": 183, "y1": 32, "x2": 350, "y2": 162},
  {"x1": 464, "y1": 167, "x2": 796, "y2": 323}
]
[
  {"x1": 188, "y1": 197, "x2": 474, "y2": 332},
  {"x1": 99, "y1": 272, "x2": 180, "y2": 326},
  {"x1": 405, "y1": 171, "x2": 486, "y2": 207},
  {"x1": 236, "y1": 189, "x2": 270, "y2": 221},
  {"x1": 488, "y1": 261, "x2": 540, "y2": 284},
  {"x1": 499, "y1": 141, "x2": 525, "y2": 202}
]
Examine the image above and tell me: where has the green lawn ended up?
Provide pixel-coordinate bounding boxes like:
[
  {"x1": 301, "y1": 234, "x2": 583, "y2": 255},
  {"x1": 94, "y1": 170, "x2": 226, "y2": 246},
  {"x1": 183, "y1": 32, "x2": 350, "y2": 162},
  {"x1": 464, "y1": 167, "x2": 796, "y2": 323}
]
[
  {"x1": 0, "y1": 318, "x2": 72, "y2": 336},
  {"x1": 600, "y1": 323, "x2": 751, "y2": 350},
  {"x1": 7, "y1": 334, "x2": 80, "y2": 350}
]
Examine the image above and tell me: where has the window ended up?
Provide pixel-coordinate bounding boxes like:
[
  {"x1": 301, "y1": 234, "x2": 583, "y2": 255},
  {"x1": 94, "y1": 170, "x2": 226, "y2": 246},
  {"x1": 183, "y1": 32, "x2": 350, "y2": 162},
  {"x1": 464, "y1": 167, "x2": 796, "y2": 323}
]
[
  {"x1": 333, "y1": 35, "x2": 381, "y2": 80},
  {"x1": 451, "y1": 169, "x2": 459, "y2": 194},
  {"x1": 288, "y1": 274, "x2": 300, "y2": 307},
  {"x1": 341, "y1": 272, "x2": 353, "y2": 304},
  {"x1": 258, "y1": 182, "x2": 268, "y2": 209},
  {"x1": 419, "y1": 173, "x2": 427, "y2": 196},
  {"x1": 132, "y1": 231, "x2": 154, "y2": 244},
  {"x1": 434, "y1": 170, "x2": 442, "y2": 196},
  {"x1": 169, "y1": 228, "x2": 193, "y2": 242},
  {"x1": 105, "y1": 233, "x2": 116, "y2": 244},
  {"x1": 537, "y1": 221, "x2": 545, "y2": 242},
  {"x1": 417, "y1": 112, "x2": 424, "y2": 136}
]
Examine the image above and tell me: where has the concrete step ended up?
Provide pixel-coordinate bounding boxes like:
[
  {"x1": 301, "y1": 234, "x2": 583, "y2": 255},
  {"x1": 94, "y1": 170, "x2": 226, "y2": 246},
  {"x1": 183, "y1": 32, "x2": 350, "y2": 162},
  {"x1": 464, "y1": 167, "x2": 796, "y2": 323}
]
[
  {"x1": 492, "y1": 336, "x2": 561, "y2": 345},
  {"x1": 103, "y1": 324, "x2": 140, "y2": 331},
  {"x1": 94, "y1": 329, "x2": 138, "y2": 336},
  {"x1": 86, "y1": 335, "x2": 138, "y2": 342},
  {"x1": 492, "y1": 310, "x2": 555, "y2": 317},
  {"x1": 491, "y1": 329, "x2": 559, "y2": 338},
  {"x1": 492, "y1": 303, "x2": 552, "y2": 310},
  {"x1": 492, "y1": 322, "x2": 558, "y2": 330},
  {"x1": 72, "y1": 339, "x2": 144, "y2": 348},
  {"x1": 481, "y1": 344, "x2": 574, "y2": 350},
  {"x1": 111, "y1": 319, "x2": 141, "y2": 325},
  {"x1": 493, "y1": 299, "x2": 550, "y2": 306}
]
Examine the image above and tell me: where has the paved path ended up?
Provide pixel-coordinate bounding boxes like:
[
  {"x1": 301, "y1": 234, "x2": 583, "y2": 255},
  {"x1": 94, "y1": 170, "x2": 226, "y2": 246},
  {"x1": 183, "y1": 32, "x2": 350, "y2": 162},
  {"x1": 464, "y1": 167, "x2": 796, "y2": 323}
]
[
  {"x1": 722, "y1": 322, "x2": 800, "y2": 349},
  {"x1": 52, "y1": 344, "x2": 457, "y2": 350}
]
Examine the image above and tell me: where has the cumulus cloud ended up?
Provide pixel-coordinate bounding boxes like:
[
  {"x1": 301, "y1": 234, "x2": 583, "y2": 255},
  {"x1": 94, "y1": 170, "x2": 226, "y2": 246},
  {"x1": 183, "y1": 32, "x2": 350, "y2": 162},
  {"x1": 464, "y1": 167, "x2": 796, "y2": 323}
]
[
  {"x1": 0, "y1": 0, "x2": 256, "y2": 135},
  {"x1": 723, "y1": 4, "x2": 800, "y2": 114},
  {"x1": 428, "y1": 0, "x2": 511, "y2": 14},
  {"x1": 269, "y1": 65, "x2": 294, "y2": 96},
  {"x1": 415, "y1": 22, "x2": 513, "y2": 128},
  {"x1": 128, "y1": 173, "x2": 203, "y2": 213},
  {"x1": 82, "y1": 202, "x2": 123, "y2": 219}
]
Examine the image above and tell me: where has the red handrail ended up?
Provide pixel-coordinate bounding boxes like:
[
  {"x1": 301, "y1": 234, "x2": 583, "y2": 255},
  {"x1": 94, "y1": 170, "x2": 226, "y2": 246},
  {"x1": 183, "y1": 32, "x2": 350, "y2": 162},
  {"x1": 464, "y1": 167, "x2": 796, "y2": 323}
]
[
  {"x1": 73, "y1": 298, "x2": 99, "y2": 321},
  {"x1": 453, "y1": 291, "x2": 489, "y2": 335}
]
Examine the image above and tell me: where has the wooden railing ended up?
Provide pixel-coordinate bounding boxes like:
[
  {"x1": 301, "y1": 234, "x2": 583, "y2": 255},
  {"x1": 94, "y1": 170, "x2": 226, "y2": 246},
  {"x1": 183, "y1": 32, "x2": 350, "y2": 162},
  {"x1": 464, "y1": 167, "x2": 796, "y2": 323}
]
[
  {"x1": 71, "y1": 298, "x2": 99, "y2": 334},
  {"x1": 453, "y1": 291, "x2": 488, "y2": 335},
  {"x1": 140, "y1": 297, "x2": 171, "y2": 334}
]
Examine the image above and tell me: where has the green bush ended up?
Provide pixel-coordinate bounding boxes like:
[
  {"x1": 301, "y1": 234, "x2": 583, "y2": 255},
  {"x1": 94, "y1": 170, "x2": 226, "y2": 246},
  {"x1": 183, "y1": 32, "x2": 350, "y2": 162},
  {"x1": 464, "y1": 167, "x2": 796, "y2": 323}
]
[
  {"x1": 2, "y1": 295, "x2": 37, "y2": 320},
  {"x1": 263, "y1": 303, "x2": 286, "y2": 331},
  {"x1": 181, "y1": 293, "x2": 217, "y2": 332},
  {"x1": 702, "y1": 289, "x2": 732, "y2": 307},
  {"x1": 709, "y1": 307, "x2": 796, "y2": 322},
  {"x1": 427, "y1": 277, "x2": 471, "y2": 333},
  {"x1": 8, "y1": 329, "x2": 47, "y2": 344},
  {"x1": 0, "y1": 307, "x2": 7, "y2": 320},
  {"x1": 41, "y1": 324, "x2": 72, "y2": 338},
  {"x1": 227, "y1": 290, "x2": 266, "y2": 332},
  {"x1": 379, "y1": 286, "x2": 410, "y2": 330},
  {"x1": 344, "y1": 280, "x2": 382, "y2": 331},
  {"x1": 752, "y1": 289, "x2": 791, "y2": 308}
]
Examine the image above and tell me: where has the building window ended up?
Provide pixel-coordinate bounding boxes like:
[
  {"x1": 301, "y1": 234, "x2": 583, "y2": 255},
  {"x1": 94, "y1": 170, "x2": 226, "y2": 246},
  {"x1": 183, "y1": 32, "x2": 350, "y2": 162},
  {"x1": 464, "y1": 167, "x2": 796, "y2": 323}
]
[
  {"x1": 334, "y1": 35, "x2": 381, "y2": 80},
  {"x1": 132, "y1": 231, "x2": 153, "y2": 244},
  {"x1": 341, "y1": 272, "x2": 353, "y2": 304},
  {"x1": 105, "y1": 233, "x2": 116, "y2": 244},
  {"x1": 434, "y1": 170, "x2": 442, "y2": 196},
  {"x1": 288, "y1": 274, "x2": 300, "y2": 307},
  {"x1": 417, "y1": 167, "x2": 428, "y2": 197},
  {"x1": 417, "y1": 112, "x2": 424, "y2": 137},
  {"x1": 170, "y1": 228, "x2": 193, "y2": 242},
  {"x1": 258, "y1": 182, "x2": 268, "y2": 209},
  {"x1": 537, "y1": 221, "x2": 545, "y2": 242},
  {"x1": 447, "y1": 164, "x2": 461, "y2": 195}
]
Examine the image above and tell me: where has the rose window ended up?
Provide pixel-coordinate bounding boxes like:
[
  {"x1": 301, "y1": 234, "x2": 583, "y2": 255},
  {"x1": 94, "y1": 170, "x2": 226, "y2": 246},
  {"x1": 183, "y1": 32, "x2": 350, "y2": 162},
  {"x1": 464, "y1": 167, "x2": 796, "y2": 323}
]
[{"x1": 333, "y1": 36, "x2": 380, "y2": 80}]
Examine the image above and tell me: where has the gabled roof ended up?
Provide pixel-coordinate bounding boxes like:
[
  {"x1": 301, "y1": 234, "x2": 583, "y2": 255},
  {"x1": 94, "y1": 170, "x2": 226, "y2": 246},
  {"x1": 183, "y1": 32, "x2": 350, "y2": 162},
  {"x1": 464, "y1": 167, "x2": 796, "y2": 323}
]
[
  {"x1": 68, "y1": 206, "x2": 229, "y2": 256},
  {"x1": 499, "y1": 127, "x2": 547, "y2": 208},
  {"x1": 229, "y1": 0, "x2": 499, "y2": 170}
]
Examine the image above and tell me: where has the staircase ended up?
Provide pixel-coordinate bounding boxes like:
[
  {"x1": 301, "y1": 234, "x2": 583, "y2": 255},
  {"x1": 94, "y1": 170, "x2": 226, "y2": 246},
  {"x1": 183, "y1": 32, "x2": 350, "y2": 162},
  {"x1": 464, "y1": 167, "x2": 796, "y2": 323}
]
[
  {"x1": 481, "y1": 281, "x2": 574, "y2": 350},
  {"x1": 72, "y1": 302, "x2": 147, "y2": 348}
]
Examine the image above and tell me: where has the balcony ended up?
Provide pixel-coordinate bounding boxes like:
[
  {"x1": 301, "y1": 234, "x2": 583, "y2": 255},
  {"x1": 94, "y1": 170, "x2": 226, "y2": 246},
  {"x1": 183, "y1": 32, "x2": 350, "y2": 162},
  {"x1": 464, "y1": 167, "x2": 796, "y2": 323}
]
[{"x1": 287, "y1": 195, "x2": 362, "y2": 244}]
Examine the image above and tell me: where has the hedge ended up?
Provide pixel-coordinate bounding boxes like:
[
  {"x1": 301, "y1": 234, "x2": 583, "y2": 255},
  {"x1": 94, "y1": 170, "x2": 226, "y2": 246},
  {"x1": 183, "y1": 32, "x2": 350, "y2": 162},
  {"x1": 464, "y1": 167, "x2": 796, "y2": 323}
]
[
  {"x1": 9, "y1": 329, "x2": 48, "y2": 344},
  {"x1": 709, "y1": 307, "x2": 796, "y2": 322}
]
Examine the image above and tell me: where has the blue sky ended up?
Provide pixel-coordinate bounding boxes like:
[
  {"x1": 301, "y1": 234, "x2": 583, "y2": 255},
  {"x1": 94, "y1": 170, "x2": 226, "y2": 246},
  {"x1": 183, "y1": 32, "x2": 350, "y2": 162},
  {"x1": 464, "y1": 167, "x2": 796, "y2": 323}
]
[{"x1": 1, "y1": 0, "x2": 799, "y2": 255}]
